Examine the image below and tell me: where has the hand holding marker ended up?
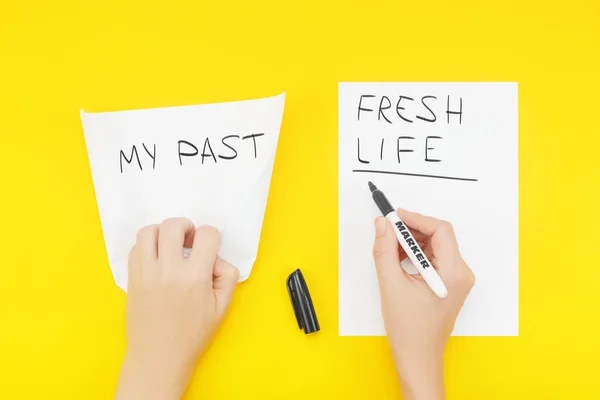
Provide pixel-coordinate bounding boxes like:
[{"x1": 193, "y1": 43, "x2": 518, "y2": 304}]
[{"x1": 369, "y1": 182, "x2": 448, "y2": 299}]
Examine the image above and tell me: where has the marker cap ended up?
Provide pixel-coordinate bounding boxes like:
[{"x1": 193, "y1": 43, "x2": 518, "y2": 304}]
[{"x1": 286, "y1": 269, "x2": 320, "y2": 334}]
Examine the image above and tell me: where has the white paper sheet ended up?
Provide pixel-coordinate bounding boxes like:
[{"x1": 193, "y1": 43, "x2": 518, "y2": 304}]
[
  {"x1": 81, "y1": 93, "x2": 286, "y2": 291},
  {"x1": 339, "y1": 83, "x2": 518, "y2": 336}
]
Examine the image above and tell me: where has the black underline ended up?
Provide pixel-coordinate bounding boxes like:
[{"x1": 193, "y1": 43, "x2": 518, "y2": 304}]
[{"x1": 353, "y1": 169, "x2": 479, "y2": 182}]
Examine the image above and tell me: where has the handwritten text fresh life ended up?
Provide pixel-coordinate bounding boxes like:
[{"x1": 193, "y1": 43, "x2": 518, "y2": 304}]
[{"x1": 356, "y1": 93, "x2": 463, "y2": 165}]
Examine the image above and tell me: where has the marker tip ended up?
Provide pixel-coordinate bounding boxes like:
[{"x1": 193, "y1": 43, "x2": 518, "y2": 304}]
[{"x1": 368, "y1": 181, "x2": 377, "y2": 192}]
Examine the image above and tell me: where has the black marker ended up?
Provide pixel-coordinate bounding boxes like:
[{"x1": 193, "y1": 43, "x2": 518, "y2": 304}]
[{"x1": 369, "y1": 181, "x2": 448, "y2": 298}]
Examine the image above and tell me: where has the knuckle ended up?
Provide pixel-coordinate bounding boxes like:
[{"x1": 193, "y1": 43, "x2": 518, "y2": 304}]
[
  {"x1": 228, "y1": 266, "x2": 240, "y2": 281},
  {"x1": 454, "y1": 267, "x2": 475, "y2": 288},
  {"x1": 465, "y1": 269, "x2": 476, "y2": 287},
  {"x1": 372, "y1": 246, "x2": 385, "y2": 260},
  {"x1": 439, "y1": 220, "x2": 454, "y2": 232},
  {"x1": 219, "y1": 266, "x2": 240, "y2": 284},
  {"x1": 127, "y1": 246, "x2": 137, "y2": 265},
  {"x1": 136, "y1": 225, "x2": 155, "y2": 242},
  {"x1": 160, "y1": 217, "x2": 186, "y2": 231},
  {"x1": 196, "y1": 225, "x2": 221, "y2": 241}
]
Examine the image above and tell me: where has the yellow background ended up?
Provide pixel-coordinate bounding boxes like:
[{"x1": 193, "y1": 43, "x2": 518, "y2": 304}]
[{"x1": 1, "y1": 0, "x2": 599, "y2": 398}]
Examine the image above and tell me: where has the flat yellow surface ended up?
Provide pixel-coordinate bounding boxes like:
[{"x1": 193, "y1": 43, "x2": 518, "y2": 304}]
[{"x1": 1, "y1": 1, "x2": 599, "y2": 398}]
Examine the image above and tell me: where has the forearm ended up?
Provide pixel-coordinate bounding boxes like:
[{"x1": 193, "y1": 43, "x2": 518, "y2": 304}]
[
  {"x1": 392, "y1": 346, "x2": 445, "y2": 400},
  {"x1": 115, "y1": 352, "x2": 190, "y2": 400}
]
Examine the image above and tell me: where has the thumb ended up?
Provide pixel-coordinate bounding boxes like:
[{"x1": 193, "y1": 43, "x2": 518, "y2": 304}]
[
  {"x1": 372, "y1": 217, "x2": 406, "y2": 283},
  {"x1": 213, "y1": 257, "x2": 240, "y2": 314}
]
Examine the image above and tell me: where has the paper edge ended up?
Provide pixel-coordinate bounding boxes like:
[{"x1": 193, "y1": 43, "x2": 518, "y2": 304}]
[{"x1": 80, "y1": 91, "x2": 286, "y2": 116}]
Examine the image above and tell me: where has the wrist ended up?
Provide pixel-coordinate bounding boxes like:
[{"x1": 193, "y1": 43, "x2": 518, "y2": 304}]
[{"x1": 115, "y1": 351, "x2": 191, "y2": 400}]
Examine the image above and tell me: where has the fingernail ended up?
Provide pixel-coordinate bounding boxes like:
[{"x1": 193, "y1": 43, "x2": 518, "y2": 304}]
[{"x1": 374, "y1": 217, "x2": 387, "y2": 238}]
